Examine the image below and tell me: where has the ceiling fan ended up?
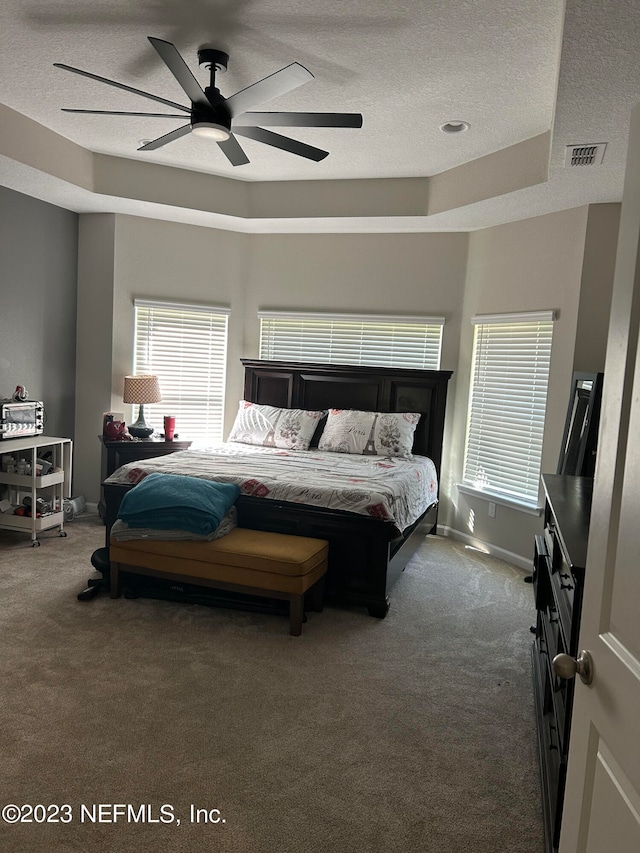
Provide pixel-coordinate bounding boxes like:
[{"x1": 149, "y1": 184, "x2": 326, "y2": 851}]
[{"x1": 54, "y1": 36, "x2": 363, "y2": 166}]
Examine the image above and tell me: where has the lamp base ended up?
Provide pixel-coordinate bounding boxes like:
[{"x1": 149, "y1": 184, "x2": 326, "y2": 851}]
[
  {"x1": 128, "y1": 424, "x2": 154, "y2": 438},
  {"x1": 128, "y1": 403, "x2": 154, "y2": 438}
]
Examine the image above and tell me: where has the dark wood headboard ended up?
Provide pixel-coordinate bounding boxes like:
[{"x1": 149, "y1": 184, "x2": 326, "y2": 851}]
[{"x1": 241, "y1": 359, "x2": 453, "y2": 478}]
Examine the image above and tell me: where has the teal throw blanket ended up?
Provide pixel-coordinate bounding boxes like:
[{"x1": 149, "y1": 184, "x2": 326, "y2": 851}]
[{"x1": 118, "y1": 472, "x2": 240, "y2": 536}]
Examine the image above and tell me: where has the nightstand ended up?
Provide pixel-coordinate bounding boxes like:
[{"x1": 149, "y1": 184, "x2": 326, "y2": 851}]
[{"x1": 98, "y1": 435, "x2": 192, "y2": 518}]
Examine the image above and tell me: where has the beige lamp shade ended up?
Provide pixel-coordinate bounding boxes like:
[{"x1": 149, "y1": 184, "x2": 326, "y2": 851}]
[
  {"x1": 123, "y1": 375, "x2": 162, "y2": 404},
  {"x1": 123, "y1": 375, "x2": 161, "y2": 437}
]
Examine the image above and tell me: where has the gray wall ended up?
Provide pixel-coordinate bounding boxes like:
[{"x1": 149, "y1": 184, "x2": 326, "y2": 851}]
[
  {"x1": 0, "y1": 186, "x2": 78, "y2": 439},
  {"x1": 573, "y1": 203, "x2": 621, "y2": 373},
  {"x1": 1, "y1": 185, "x2": 619, "y2": 566},
  {"x1": 441, "y1": 205, "x2": 619, "y2": 565},
  {"x1": 73, "y1": 214, "x2": 117, "y2": 503},
  {"x1": 73, "y1": 214, "x2": 249, "y2": 502},
  {"x1": 441, "y1": 207, "x2": 590, "y2": 563}
]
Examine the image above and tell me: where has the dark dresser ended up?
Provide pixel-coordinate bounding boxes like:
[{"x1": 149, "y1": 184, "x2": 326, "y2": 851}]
[{"x1": 531, "y1": 474, "x2": 592, "y2": 853}]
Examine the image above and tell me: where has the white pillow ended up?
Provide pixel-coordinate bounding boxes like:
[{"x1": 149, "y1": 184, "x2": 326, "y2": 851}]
[
  {"x1": 318, "y1": 409, "x2": 420, "y2": 458},
  {"x1": 227, "y1": 401, "x2": 326, "y2": 451}
]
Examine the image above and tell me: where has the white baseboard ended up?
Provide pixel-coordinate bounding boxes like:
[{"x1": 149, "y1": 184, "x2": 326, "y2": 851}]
[
  {"x1": 84, "y1": 501, "x2": 99, "y2": 515},
  {"x1": 436, "y1": 525, "x2": 532, "y2": 572}
]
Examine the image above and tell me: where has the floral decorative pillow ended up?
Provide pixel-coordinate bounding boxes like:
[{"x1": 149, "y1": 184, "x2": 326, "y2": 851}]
[
  {"x1": 317, "y1": 409, "x2": 420, "y2": 458},
  {"x1": 227, "y1": 401, "x2": 326, "y2": 451}
]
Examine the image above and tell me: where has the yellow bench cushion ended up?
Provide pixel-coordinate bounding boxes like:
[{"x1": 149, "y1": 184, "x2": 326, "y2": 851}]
[{"x1": 109, "y1": 528, "x2": 328, "y2": 596}]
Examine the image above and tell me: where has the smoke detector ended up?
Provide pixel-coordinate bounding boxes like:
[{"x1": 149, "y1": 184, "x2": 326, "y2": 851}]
[{"x1": 564, "y1": 143, "x2": 607, "y2": 167}]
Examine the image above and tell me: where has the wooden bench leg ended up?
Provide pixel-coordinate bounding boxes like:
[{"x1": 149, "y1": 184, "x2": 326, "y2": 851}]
[
  {"x1": 110, "y1": 562, "x2": 122, "y2": 599},
  {"x1": 289, "y1": 594, "x2": 304, "y2": 636}
]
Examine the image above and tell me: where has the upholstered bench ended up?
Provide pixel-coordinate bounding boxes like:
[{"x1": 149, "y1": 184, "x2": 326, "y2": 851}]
[{"x1": 109, "y1": 528, "x2": 328, "y2": 635}]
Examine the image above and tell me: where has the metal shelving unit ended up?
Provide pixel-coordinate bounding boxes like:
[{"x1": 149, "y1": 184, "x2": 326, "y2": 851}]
[{"x1": 0, "y1": 436, "x2": 72, "y2": 546}]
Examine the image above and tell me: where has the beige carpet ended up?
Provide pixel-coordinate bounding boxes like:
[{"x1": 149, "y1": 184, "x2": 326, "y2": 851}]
[{"x1": 0, "y1": 514, "x2": 544, "y2": 853}]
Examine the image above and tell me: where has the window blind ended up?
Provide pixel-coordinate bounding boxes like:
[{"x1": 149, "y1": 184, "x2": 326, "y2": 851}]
[
  {"x1": 133, "y1": 300, "x2": 229, "y2": 445},
  {"x1": 462, "y1": 311, "x2": 555, "y2": 507},
  {"x1": 258, "y1": 311, "x2": 445, "y2": 369}
]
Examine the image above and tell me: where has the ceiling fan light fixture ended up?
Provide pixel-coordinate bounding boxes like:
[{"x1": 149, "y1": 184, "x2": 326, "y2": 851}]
[{"x1": 191, "y1": 121, "x2": 231, "y2": 142}]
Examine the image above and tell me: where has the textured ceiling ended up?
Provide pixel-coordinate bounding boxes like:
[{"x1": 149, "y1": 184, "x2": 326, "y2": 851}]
[{"x1": 0, "y1": 0, "x2": 639, "y2": 232}]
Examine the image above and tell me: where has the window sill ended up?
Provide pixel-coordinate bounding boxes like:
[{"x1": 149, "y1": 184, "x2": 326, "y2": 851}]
[{"x1": 456, "y1": 483, "x2": 543, "y2": 517}]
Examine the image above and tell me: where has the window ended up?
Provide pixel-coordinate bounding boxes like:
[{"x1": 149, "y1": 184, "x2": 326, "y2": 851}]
[
  {"x1": 133, "y1": 299, "x2": 229, "y2": 445},
  {"x1": 462, "y1": 311, "x2": 555, "y2": 509},
  {"x1": 258, "y1": 311, "x2": 445, "y2": 369}
]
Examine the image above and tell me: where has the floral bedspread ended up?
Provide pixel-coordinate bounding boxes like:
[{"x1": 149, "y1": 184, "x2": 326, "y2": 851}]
[{"x1": 104, "y1": 443, "x2": 439, "y2": 532}]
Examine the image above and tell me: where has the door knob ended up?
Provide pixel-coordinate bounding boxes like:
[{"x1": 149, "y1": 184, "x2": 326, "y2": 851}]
[{"x1": 552, "y1": 650, "x2": 594, "y2": 685}]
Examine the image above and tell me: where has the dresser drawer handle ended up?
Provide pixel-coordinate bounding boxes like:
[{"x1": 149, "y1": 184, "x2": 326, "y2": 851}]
[{"x1": 560, "y1": 582, "x2": 573, "y2": 590}]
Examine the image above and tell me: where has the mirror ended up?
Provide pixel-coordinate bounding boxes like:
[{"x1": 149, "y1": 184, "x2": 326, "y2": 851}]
[{"x1": 557, "y1": 371, "x2": 603, "y2": 477}]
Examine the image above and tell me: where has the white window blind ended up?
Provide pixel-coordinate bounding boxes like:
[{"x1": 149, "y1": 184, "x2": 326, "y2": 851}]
[
  {"x1": 259, "y1": 311, "x2": 444, "y2": 369},
  {"x1": 462, "y1": 311, "x2": 555, "y2": 507},
  {"x1": 133, "y1": 300, "x2": 229, "y2": 445}
]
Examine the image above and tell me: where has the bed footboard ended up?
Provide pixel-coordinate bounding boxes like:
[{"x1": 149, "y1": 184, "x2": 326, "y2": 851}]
[{"x1": 99, "y1": 482, "x2": 436, "y2": 617}]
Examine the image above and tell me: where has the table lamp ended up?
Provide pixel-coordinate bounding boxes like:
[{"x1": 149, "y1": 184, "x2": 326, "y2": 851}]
[{"x1": 123, "y1": 374, "x2": 162, "y2": 438}]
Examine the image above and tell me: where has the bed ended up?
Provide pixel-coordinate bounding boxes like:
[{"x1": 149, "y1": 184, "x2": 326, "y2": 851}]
[{"x1": 100, "y1": 359, "x2": 452, "y2": 617}]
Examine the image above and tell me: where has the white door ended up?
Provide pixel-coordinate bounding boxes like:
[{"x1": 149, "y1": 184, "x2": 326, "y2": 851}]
[{"x1": 559, "y1": 103, "x2": 640, "y2": 851}]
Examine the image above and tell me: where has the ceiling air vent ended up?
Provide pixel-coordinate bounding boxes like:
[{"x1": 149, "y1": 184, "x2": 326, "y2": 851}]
[{"x1": 564, "y1": 143, "x2": 607, "y2": 167}]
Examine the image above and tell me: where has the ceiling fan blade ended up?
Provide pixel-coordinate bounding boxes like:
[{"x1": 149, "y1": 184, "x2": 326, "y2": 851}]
[
  {"x1": 62, "y1": 109, "x2": 188, "y2": 118},
  {"x1": 226, "y1": 63, "x2": 313, "y2": 119},
  {"x1": 235, "y1": 112, "x2": 363, "y2": 128},
  {"x1": 233, "y1": 127, "x2": 328, "y2": 161},
  {"x1": 138, "y1": 124, "x2": 192, "y2": 150},
  {"x1": 148, "y1": 37, "x2": 210, "y2": 109},
  {"x1": 217, "y1": 134, "x2": 250, "y2": 167},
  {"x1": 53, "y1": 62, "x2": 190, "y2": 113}
]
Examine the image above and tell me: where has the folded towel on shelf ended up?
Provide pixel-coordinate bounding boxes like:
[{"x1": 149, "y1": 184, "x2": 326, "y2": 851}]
[
  {"x1": 117, "y1": 472, "x2": 240, "y2": 536},
  {"x1": 111, "y1": 506, "x2": 238, "y2": 542}
]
